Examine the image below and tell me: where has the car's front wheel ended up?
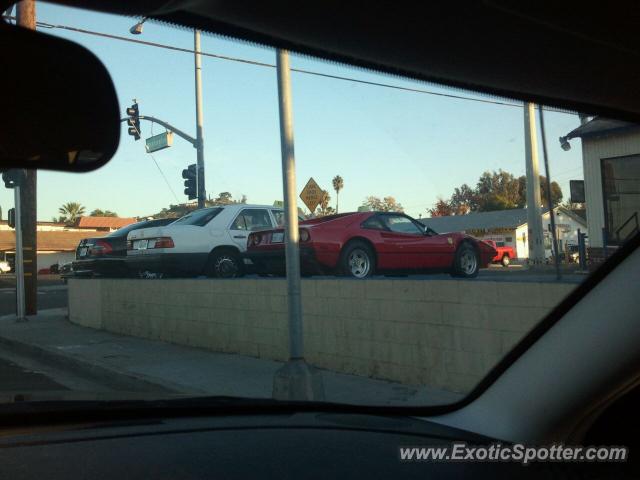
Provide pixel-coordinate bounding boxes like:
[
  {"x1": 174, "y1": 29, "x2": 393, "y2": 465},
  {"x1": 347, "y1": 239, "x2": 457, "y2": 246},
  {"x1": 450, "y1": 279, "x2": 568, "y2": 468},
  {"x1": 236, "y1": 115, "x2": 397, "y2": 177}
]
[
  {"x1": 451, "y1": 243, "x2": 480, "y2": 278},
  {"x1": 206, "y1": 250, "x2": 243, "y2": 278},
  {"x1": 340, "y1": 241, "x2": 375, "y2": 279},
  {"x1": 501, "y1": 254, "x2": 510, "y2": 267}
]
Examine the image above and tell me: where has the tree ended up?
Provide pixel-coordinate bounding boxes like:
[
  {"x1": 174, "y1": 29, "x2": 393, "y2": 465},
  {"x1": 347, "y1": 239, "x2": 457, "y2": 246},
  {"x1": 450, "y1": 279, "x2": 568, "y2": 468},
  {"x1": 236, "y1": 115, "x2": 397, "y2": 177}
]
[
  {"x1": 206, "y1": 192, "x2": 248, "y2": 206},
  {"x1": 475, "y1": 170, "x2": 521, "y2": 211},
  {"x1": 437, "y1": 170, "x2": 564, "y2": 214},
  {"x1": 517, "y1": 175, "x2": 563, "y2": 208},
  {"x1": 315, "y1": 190, "x2": 335, "y2": 216},
  {"x1": 58, "y1": 202, "x2": 86, "y2": 224},
  {"x1": 428, "y1": 197, "x2": 455, "y2": 217},
  {"x1": 449, "y1": 183, "x2": 477, "y2": 214},
  {"x1": 90, "y1": 209, "x2": 118, "y2": 217},
  {"x1": 332, "y1": 175, "x2": 344, "y2": 213},
  {"x1": 363, "y1": 196, "x2": 404, "y2": 212}
]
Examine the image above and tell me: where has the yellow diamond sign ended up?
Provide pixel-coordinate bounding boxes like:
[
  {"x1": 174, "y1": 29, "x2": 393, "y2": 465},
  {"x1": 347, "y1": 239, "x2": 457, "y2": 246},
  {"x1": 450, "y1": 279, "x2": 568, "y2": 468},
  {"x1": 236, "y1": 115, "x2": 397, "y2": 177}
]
[{"x1": 299, "y1": 177, "x2": 323, "y2": 213}]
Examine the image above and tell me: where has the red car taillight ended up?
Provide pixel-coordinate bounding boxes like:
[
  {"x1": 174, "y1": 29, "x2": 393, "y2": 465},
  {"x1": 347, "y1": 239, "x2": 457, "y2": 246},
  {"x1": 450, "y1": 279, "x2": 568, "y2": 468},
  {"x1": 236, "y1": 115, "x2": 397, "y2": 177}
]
[
  {"x1": 299, "y1": 228, "x2": 310, "y2": 242},
  {"x1": 150, "y1": 237, "x2": 174, "y2": 249},
  {"x1": 90, "y1": 240, "x2": 113, "y2": 256}
]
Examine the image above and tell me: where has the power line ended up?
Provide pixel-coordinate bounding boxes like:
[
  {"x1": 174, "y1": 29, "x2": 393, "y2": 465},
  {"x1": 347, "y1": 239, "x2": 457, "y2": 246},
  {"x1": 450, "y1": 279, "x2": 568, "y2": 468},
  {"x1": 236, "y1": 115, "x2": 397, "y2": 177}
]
[
  {"x1": 128, "y1": 118, "x2": 180, "y2": 203},
  {"x1": 4, "y1": 15, "x2": 574, "y2": 112},
  {"x1": 148, "y1": 151, "x2": 180, "y2": 203}
]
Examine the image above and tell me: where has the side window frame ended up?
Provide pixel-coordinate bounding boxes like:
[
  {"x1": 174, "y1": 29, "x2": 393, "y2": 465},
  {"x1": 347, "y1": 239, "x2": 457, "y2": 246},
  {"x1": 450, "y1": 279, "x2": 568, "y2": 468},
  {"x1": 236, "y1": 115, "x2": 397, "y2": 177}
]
[
  {"x1": 232, "y1": 208, "x2": 272, "y2": 231},
  {"x1": 361, "y1": 214, "x2": 388, "y2": 231},
  {"x1": 383, "y1": 214, "x2": 424, "y2": 236}
]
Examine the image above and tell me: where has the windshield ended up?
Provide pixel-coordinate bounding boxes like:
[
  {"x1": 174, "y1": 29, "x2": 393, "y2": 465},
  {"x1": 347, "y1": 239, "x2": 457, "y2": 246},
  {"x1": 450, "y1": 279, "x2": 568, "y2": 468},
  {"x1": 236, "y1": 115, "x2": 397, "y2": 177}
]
[
  {"x1": 170, "y1": 208, "x2": 223, "y2": 226},
  {"x1": 0, "y1": 3, "x2": 638, "y2": 410}
]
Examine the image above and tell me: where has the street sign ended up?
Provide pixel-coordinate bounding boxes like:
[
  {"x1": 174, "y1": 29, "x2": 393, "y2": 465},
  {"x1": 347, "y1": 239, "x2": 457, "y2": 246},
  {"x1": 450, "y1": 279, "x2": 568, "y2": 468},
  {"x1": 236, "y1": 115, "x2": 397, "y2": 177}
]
[
  {"x1": 145, "y1": 131, "x2": 174, "y2": 153},
  {"x1": 570, "y1": 180, "x2": 585, "y2": 203},
  {"x1": 299, "y1": 177, "x2": 323, "y2": 213}
]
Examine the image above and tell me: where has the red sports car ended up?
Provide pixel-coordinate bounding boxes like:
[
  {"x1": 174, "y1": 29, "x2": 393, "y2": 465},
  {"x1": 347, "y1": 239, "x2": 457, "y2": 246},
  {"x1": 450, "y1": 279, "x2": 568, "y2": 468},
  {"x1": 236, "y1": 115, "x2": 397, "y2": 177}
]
[{"x1": 243, "y1": 211, "x2": 496, "y2": 278}]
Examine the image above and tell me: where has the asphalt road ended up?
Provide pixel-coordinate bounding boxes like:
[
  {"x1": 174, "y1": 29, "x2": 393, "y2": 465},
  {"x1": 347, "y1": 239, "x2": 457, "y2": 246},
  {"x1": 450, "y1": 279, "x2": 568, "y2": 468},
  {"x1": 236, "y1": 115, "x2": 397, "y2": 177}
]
[{"x1": 0, "y1": 276, "x2": 68, "y2": 316}]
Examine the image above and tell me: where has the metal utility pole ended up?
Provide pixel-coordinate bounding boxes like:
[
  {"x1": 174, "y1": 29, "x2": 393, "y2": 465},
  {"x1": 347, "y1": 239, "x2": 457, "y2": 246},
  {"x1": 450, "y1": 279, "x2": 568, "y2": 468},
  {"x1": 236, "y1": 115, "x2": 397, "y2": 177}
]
[
  {"x1": 194, "y1": 29, "x2": 206, "y2": 208},
  {"x1": 538, "y1": 106, "x2": 561, "y2": 279},
  {"x1": 272, "y1": 49, "x2": 323, "y2": 401},
  {"x1": 17, "y1": 0, "x2": 37, "y2": 315},
  {"x1": 524, "y1": 102, "x2": 545, "y2": 265},
  {"x1": 14, "y1": 186, "x2": 26, "y2": 322}
]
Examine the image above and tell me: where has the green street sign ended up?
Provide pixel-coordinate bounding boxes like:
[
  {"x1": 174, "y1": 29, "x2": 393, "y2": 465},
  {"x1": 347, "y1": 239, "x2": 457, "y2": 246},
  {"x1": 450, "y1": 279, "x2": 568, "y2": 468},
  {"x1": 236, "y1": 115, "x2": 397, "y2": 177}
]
[{"x1": 145, "y1": 131, "x2": 174, "y2": 153}]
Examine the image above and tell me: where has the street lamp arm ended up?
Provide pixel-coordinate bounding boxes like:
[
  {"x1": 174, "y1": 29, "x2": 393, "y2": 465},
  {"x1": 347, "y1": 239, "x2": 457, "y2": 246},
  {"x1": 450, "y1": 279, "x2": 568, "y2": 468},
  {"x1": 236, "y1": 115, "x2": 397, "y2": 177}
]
[{"x1": 120, "y1": 115, "x2": 197, "y2": 147}]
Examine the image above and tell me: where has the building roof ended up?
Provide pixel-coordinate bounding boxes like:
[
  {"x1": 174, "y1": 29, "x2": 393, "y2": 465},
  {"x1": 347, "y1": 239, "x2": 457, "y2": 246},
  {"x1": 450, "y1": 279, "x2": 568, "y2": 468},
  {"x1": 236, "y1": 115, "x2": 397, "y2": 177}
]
[
  {"x1": 76, "y1": 216, "x2": 137, "y2": 229},
  {"x1": 419, "y1": 207, "x2": 585, "y2": 233},
  {"x1": 420, "y1": 209, "x2": 530, "y2": 232},
  {"x1": 0, "y1": 231, "x2": 107, "y2": 252},
  {"x1": 565, "y1": 117, "x2": 639, "y2": 140}
]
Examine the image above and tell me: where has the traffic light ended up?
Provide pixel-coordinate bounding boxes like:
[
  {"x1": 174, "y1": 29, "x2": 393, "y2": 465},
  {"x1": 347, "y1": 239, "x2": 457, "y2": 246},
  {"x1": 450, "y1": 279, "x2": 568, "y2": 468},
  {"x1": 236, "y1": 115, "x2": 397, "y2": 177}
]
[
  {"x1": 1, "y1": 169, "x2": 25, "y2": 189},
  {"x1": 126, "y1": 102, "x2": 141, "y2": 140},
  {"x1": 182, "y1": 164, "x2": 197, "y2": 200},
  {"x1": 7, "y1": 208, "x2": 15, "y2": 229}
]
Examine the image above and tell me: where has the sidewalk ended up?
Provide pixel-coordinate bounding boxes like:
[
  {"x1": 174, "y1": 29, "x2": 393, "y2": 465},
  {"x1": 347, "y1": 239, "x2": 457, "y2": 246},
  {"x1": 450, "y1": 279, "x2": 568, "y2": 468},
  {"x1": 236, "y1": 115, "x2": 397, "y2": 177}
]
[{"x1": 0, "y1": 309, "x2": 463, "y2": 406}]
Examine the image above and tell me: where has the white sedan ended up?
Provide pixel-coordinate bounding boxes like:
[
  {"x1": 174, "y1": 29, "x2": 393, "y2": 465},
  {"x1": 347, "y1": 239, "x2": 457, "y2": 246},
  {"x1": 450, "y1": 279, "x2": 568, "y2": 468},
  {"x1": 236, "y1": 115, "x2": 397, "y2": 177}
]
[{"x1": 126, "y1": 204, "x2": 285, "y2": 278}]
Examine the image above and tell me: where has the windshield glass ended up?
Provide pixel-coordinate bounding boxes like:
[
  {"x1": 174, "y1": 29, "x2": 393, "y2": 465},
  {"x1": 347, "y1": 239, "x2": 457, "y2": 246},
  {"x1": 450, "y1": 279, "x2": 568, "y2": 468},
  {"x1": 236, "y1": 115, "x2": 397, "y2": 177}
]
[
  {"x1": 0, "y1": 3, "x2": 637, "y2": 409},
  {"x1": 170, "y1": 208, "x2": 223, "y2": 226}
]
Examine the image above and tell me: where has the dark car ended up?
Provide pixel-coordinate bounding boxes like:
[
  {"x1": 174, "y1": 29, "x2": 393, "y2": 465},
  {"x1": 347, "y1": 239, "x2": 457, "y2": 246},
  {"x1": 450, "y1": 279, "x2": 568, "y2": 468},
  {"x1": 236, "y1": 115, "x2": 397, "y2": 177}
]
[{"x1": 72, "y1": 218, "x2": 177, "y2": 278}]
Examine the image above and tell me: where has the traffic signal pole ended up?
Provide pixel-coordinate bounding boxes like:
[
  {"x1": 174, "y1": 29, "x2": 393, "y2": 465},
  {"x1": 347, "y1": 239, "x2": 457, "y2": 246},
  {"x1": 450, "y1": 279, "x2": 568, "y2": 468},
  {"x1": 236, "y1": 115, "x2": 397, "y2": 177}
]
[
  {"x1": 17, "y1": 0, "x2": 37, "y2": 315},
  {"x1": 194, "y1": 29, "x2": 206, "y2": 208},
  {"x1": 13, "y1": 185, "x2": 26, "y2": 322}
]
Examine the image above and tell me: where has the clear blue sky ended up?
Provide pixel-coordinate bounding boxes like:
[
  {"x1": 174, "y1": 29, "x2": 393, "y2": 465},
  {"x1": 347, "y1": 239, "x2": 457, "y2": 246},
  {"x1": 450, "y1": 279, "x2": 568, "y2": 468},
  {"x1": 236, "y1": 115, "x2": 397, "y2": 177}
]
[{"x1": 3, "y1": 2, "x2": 586, "y2": 221}]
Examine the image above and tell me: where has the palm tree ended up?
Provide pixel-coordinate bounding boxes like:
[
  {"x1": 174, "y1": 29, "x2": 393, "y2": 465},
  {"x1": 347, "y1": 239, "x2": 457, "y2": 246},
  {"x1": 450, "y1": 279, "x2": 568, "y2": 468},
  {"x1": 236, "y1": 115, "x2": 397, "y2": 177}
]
[
  {"x1": 332, "y1": 175, "x2": 344, "y2": 213},
  {"x1": 58, "y1": 202, "x2": 86, "y2": 225}
]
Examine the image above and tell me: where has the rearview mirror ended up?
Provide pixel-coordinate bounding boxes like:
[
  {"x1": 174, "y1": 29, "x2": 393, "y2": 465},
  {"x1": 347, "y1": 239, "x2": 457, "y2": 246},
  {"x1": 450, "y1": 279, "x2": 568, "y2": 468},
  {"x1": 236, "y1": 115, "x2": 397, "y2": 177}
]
[{"x1": 0, "y1": 22, "x2": 119, "y2": 171}]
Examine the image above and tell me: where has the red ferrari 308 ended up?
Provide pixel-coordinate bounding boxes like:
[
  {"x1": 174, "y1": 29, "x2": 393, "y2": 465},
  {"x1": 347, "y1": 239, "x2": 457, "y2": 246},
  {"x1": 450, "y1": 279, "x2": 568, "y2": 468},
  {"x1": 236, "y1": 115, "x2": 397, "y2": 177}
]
[{"x1": 243, "y1": 211, "x2": 497, "y2": 278}]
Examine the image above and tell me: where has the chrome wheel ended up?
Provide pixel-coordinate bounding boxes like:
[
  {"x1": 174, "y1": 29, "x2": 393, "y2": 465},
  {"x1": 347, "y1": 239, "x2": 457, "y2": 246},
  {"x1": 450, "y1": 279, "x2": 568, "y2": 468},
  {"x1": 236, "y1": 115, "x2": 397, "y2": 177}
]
[
  {"x1": 501, "y1": 255, "x2": 510, "y2": 267},
  {"x1": 348, "y1": 249, "x2": 371, "y2": 278},
  {"x1": 214, "y1": 255, "x2": 239, "y2": 278},
  {"x1": 459, "y1": 249, "x2": 478, "y2": 275}
]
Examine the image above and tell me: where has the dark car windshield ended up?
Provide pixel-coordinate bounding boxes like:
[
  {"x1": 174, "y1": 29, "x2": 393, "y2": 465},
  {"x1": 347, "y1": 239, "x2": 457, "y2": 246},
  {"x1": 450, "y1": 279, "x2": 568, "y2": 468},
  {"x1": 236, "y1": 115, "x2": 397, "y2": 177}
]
[{"x1": 171, "y1": 208, "x2": 223, "y2": 227}]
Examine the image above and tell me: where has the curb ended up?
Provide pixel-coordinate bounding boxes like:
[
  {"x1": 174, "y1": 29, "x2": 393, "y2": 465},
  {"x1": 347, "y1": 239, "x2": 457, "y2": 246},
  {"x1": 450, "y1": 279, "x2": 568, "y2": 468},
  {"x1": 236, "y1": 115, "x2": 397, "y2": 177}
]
[{"x1": 0, "y1": 333, "x2": 180, "y2": 395}]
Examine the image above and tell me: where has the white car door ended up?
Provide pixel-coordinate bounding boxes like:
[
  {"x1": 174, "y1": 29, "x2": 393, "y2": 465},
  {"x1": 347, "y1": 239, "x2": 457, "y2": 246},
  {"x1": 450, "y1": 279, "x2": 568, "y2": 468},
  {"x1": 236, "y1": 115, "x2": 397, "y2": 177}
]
[{"x1": 228, "y1": 208, "x2": 274, "y2": 251}]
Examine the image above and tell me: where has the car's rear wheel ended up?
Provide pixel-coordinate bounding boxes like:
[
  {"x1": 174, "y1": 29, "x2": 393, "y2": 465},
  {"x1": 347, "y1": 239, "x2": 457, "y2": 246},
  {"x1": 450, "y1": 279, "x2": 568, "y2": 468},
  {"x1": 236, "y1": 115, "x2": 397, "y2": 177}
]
[
  {"x1": 206, "y1": 250, "x2": 243, "y2": 278},
  {"x1": 451, "y1": 243, "x2": 480, "y2": 278},
  {"x1": 501, "y1": 254, "x2": 510, "y2": 267},
  {"x1": 340, "y1": 241, "x2": 375, "y2": 278}
]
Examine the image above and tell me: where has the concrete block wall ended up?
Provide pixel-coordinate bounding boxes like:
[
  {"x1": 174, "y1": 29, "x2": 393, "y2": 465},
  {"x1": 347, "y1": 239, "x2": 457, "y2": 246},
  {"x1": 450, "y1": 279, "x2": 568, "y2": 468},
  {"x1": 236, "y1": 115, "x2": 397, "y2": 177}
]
[{"x1": 69, "y1": 278, "x2": 575, "y2": 393}]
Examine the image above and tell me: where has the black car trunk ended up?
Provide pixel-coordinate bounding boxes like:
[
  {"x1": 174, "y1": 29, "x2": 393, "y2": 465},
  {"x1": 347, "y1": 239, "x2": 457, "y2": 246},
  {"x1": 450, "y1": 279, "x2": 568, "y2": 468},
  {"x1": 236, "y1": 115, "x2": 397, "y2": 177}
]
[{"x1": 76, "y1": 236, "x2": 126, "y2": 259}]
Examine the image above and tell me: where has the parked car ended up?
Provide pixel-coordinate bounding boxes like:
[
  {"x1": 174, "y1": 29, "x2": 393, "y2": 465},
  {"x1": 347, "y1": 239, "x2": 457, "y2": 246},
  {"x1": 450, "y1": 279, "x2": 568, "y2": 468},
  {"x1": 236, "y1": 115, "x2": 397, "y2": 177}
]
[
  {"x1": 59, "y1": 261, "x2": 73, "y2": 282},
  {"x1": 0, "y1": 260, "x2": 11, "y2": 274},
  {"x1": 483, "y1": 240, "x2": 516, "y2": 267},
  {"x1": 126, "y1": 204, "x2": 286, "y2": 278},
  {"x1": 244, "y1": 211, "x2": 497, "y2": 278},
  {"x1": 72, "y1": 218, "x2": 177, "y2": 278}
]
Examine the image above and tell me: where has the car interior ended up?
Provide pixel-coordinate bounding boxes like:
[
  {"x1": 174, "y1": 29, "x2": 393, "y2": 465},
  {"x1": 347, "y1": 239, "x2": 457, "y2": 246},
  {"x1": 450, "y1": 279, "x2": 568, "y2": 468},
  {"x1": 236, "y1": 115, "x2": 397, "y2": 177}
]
[{"x1": 1, "y1": 0, "x2": 639, "y2": 478}]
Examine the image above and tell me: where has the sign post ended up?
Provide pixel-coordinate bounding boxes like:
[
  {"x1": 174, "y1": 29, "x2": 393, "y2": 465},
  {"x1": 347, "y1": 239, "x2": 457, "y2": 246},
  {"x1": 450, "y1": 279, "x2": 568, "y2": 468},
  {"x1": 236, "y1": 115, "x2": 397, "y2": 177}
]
[{"x1": 272, "y1": 49, "x2": 324, "y2": 402}]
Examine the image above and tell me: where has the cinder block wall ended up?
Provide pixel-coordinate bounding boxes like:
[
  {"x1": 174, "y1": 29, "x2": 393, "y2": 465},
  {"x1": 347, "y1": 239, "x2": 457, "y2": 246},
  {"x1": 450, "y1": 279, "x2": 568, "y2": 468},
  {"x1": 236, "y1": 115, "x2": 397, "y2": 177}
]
[{"x1": 69, "y1": 278, "x2": 574, "y2": 393}]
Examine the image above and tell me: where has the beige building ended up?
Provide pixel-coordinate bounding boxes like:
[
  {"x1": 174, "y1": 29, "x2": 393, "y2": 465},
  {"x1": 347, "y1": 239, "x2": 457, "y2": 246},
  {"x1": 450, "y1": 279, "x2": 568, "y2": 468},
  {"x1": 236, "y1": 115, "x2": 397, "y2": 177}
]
[
  {"x1": 420, "y1": 207, "x2": 586, "y2": 260},
  {"x1": 0, "y1": 216, "x2": 135, "y2": 271},
  {"x1": 564, "y1": 118, "x2": 640, "y2": 262}
]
